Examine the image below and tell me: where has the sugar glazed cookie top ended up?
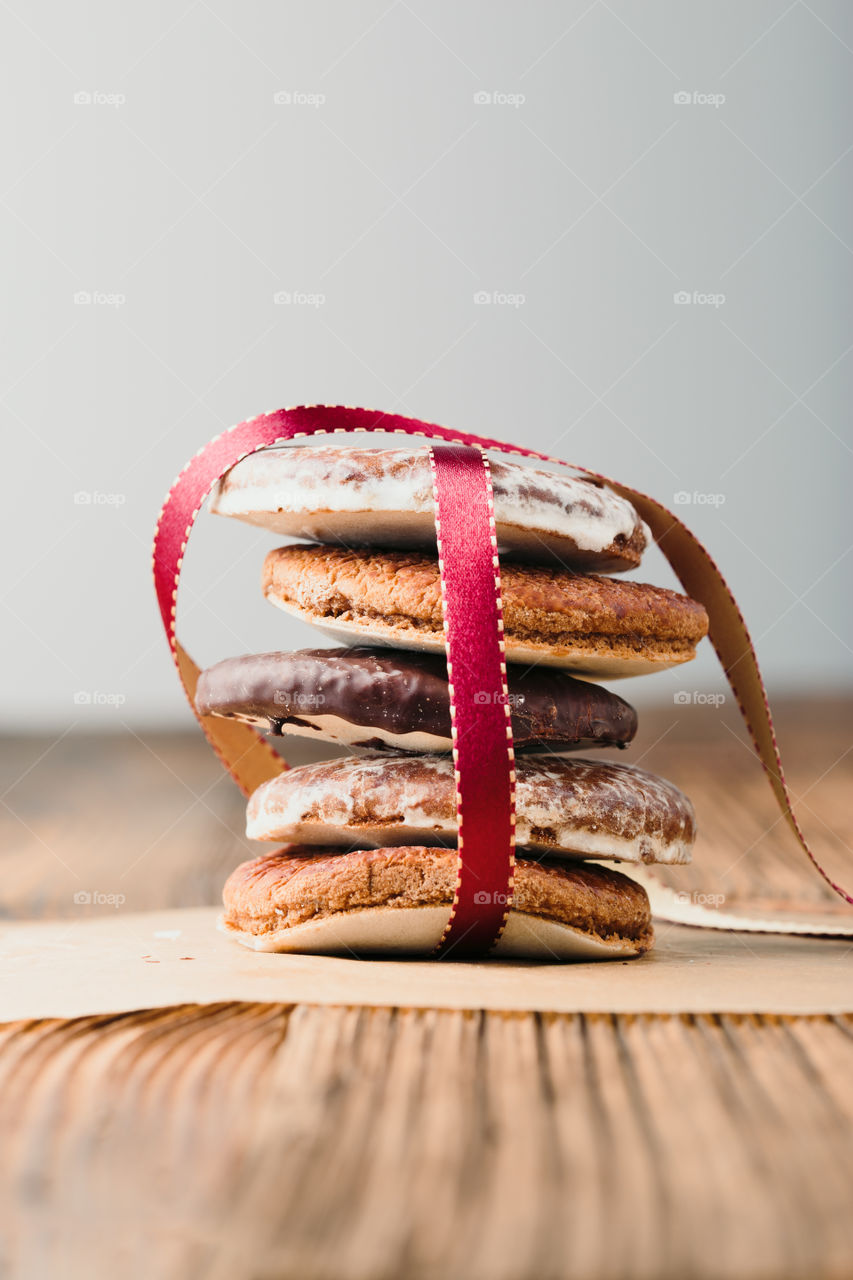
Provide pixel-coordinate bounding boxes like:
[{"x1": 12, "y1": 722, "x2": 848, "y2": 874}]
[
  {"x1": 210, "y1": 446, "x2": 650, "y2": 569},
  {"x1": 246, "y1": 753, "x2": 696, "y2": 864}
]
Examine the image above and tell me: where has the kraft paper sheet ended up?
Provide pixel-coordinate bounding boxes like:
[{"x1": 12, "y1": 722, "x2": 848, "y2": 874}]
[{"x1": 1, "y1": 907, "x2": 850, "y2": 1021}]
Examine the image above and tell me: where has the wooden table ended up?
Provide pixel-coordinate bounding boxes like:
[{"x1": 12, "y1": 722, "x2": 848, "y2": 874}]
[{"x1": 1, "y1": 699, "x2": 852, "y2": 1279}]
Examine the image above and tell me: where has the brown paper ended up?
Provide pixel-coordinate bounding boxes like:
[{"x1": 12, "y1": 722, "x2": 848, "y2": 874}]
[{"x1": 2, "y1": 907, "x2": 851, "y2": 1021}]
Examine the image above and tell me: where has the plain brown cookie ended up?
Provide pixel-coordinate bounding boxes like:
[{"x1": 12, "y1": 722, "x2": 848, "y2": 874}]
[
  {"x1": 221, "y1": 846, "x2": 654, "y2": 959},
  {"x1": 262, "y1": 545, "x2": 709, "y2": 678}
]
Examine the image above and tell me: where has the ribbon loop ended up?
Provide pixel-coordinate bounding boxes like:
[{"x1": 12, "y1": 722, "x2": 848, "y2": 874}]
[{"x1": 151, "y1": 405, "x2": 853, "y2": 932}]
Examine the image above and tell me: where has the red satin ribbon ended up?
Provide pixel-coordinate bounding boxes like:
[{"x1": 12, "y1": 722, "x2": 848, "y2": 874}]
[
  {"x1": 152, "y1": 405, "x2": 853, "y2": 949},
  {"x1": 428, "y1": 446, "x2": 516, "y2": 957}
]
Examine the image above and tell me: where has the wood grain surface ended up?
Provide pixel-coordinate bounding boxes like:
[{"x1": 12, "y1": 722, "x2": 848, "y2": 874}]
[
  {"x1": 0, "y1": 1006, "x2": 852, "y2": 1280},
  {"x1": 1, "y1": 699, "x2": 852, "y2": 1279}
]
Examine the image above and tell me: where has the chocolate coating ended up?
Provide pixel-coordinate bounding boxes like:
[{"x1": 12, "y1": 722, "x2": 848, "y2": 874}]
[{"x1": 195, "y1": 647, "x2": 638, "y2": 752}]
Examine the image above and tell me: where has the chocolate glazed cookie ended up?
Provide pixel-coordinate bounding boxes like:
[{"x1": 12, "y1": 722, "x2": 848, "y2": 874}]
[{"x1": 195, "y1": 647, "x2": 639, "y2": 753}]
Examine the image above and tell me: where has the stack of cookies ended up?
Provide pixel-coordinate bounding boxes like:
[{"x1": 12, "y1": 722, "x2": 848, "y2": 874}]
[{"x1": 197, "y1": 446, "x2": 709, "y2": 960}]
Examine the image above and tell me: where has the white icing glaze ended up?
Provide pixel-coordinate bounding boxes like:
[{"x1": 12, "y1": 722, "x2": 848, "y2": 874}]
[
  {"x1": 211, "y1": 447, "x2": 647, "y2": 556},
  {"x1": 247, "y1": 754, "x2": 695, "y2": 864}
]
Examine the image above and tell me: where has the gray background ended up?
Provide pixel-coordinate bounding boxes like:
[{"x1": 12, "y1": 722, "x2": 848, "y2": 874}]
[{"x1": 2, "y1": 0, "x2": 851, "y2": 730}]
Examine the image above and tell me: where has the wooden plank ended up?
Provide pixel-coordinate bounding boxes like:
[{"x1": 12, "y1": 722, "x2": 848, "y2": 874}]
[
  {"x1": 0, "y1": 1006, "x2": 852, "y2": 1279},
  {"x1": 1, "y1": 705, "x2": 851, "y2": 1277}
]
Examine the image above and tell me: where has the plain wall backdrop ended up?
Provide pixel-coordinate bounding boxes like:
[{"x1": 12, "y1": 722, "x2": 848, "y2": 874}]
[{"x1": 2, "y1": 0, "x2": 851, "y2": 730}]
